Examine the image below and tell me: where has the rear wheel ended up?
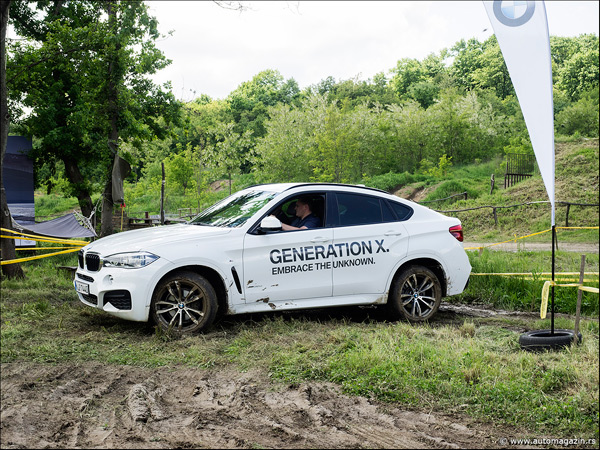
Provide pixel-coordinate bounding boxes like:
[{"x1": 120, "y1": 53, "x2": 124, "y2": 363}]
[
  {"x1": 151, "y1": 271, "x2": 218, "y2": 333},
  {"x1": 388, "y1": 266, "x2": 442, "y2": 322}
]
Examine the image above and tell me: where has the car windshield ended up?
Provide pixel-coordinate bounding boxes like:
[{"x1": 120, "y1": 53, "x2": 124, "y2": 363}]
[{"x1": 188, "y1": 190, "x2": 277, "y2": 228}]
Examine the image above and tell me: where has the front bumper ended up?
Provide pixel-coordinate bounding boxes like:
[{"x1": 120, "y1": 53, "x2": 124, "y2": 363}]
[{"x1": 74, "y1": 258, "x2": 172, "y2": 322}]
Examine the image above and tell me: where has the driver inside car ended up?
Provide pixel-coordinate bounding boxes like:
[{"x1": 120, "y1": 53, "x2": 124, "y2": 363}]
[{"x1": 274, "y1": 196, "x2": 321, "y2": 231}]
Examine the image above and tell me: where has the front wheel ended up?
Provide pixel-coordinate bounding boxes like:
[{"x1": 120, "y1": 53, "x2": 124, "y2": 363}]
[
  {"x1": 150, "y1": 271, "x2": 218, "y2": 334},
  {"x1": 388, "y1": 266, "x2": 442, "y2": 322}
]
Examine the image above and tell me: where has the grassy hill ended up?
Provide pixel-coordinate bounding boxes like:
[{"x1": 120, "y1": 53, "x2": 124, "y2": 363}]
[{"x1": 387, "y1": 138, "x2": 599, "y2": 243}]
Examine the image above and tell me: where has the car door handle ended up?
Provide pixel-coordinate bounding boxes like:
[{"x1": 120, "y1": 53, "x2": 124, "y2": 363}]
[
  {"x1": 310, "y1": 237, "x2": 331, "y2": 243},
  {"x1": 384, "y1": 231, "x2": 402, "y2": 236}
]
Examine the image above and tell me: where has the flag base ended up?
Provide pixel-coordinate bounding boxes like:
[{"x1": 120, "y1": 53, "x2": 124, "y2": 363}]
[{"x1": 519, "y1": 329, "x2": 582, "y2": 352}]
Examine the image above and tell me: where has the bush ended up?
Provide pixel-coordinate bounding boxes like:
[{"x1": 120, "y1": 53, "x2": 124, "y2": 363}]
[
  {"x1": 364, "y1": 171, "x2": 425, "y2": 192},
  {"x1": 555, "y1": 88, "x2": 599, "y2": 137}
]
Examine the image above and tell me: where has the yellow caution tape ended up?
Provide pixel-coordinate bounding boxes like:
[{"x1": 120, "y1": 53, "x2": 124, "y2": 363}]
[
  {"x1": 540, "y1": 281, "x2": 600, "y2": 319},
  {"x1": 471, "y1": 272, "x2": 599, "y2": 276},
  {"x1": 465, "y1": 229, "x2": 552, "y2": 251},
  {"x1": 1, "y1": 227, "x2": 88, "y2": 265},
  {"x1": 1, "y1": 228, "x2": 88, "y2": 246},
  {"x1": 0, "y1": 247, "x2": 82, "y2": 265},
  {"x1": 15, "y1": 247, "x2": 83, "y2": 251},
  {"x1": 465, "y1": 227, "x2": 599, "y2": 251},
  {"x1": 1, "y1": 235, "x2": 88, "y2": 246}
]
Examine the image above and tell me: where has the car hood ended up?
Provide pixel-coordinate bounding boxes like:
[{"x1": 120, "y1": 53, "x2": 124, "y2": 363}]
[{"x1": 82, "y1": 224, "x2": 233, "y2": 256}]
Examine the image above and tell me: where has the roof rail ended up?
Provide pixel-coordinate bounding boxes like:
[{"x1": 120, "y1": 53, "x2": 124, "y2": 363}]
[{"x1": 281, "y1": 182, "x2": 389, "y2": 195}]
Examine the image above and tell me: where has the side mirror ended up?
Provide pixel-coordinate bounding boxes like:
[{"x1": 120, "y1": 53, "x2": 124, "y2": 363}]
[{"x1": 259, "y1": 216, "x2": 282, "y2": 233}]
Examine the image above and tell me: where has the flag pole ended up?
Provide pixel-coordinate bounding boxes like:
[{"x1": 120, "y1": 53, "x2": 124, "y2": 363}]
[{"x1": 551, "y1": 223, "x2": 555, "y2": 335}]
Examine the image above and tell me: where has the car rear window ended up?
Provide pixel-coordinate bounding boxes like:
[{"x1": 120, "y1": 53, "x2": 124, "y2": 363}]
[{"x1": 387, "y1": 200, "x2": 413, "y2": 221}]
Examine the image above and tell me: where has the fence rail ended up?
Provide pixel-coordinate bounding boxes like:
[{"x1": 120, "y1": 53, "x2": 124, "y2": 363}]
[
  {"x1": 417, "y1": 192, "x2": 468, "y2": 204},
  {"x1": 436, "y1": 200, "x2": 599, "y2": 227}
]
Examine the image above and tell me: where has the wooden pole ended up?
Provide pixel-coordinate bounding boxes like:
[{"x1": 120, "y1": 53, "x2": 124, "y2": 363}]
[{"x1": 574, "y1": 254, "x2": 586, "y2": 345}]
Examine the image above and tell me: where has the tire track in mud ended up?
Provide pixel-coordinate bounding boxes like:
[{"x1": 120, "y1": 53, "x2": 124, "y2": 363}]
[{"x1": 1, "y1": 361, "x2": 524, "y2": 449}]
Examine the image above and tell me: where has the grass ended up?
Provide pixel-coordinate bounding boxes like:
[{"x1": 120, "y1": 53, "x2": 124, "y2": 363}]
[
  {"x1": 456, "y1": 250, "x2": 599, "y2": 315},
  {"x1": 1, "y1": 253, "x2": 599, "y2": 440}
]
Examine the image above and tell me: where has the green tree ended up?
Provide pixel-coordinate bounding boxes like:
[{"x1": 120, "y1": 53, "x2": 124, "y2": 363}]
[
  {"x1": 227, "y1": 69, "x2": 300, "y2": 139},
  {"x1": 8, "y1": 0, "x2": 104, "y2": 219},
  {"x1": 555, "y1": 88, "x2": 599, "y2": 137},
  {"x1": 407, "y1": 81, "x2": 439, "y2": 108},
  {"x1": 207, "y1": 122, "x2": 253, "y2": 194},
  {"x1": 389, "y1": 57, "x2": 426, "y2": 98},
  {"x1": 8, "y1": 1, "x2": 180, "y2": 236},
  {"x1": 253, "y1": 102, "x2": 315, "y2": 183},
  {"x1": 99, "y1": 1, "x2": 180, "y2": 236},
  {"x1": 470, "y1": 36, "x2": 513, "y2": 99},
  {"x1": 557, "y1": 40, "x2": 599, "y2": 101},
  {"x1": 448, "y1": 38, "x2": 485, "y2": 92},
  {"x1": 166, "y1": 145, "x2": 198, "y2": 195},
  {"x1": 1, "y1": 0, "x2": 24, "y2": 279}
]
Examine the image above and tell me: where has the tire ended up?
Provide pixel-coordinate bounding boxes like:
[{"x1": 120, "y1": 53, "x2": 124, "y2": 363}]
[
  {"x1": 519, "y1": 329, "x2": 582, "y2": 352},
  {"x1": 388, "y1": 266, "x2": 442, "y2": 322},
  {"x1": 151, "y1": 271, "x2": 218, "y2": 334}
]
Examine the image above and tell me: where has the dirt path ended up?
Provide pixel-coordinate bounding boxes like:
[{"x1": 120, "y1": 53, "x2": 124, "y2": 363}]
[
  {"x1": 1, "y1": 359, "x2": 536, "y2": 449},
  {"x1": 463, "y1": 241, "x2": 599, "y2": 253}
]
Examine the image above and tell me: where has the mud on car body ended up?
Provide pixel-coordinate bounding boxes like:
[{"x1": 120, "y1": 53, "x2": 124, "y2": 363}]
[{"x1": 75, "y1": 183, "x2": 471, "y2": 333}]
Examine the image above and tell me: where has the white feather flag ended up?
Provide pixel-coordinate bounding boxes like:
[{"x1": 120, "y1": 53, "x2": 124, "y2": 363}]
[{"x1": 483, "y1": 1, "x2": 555, "y2": 225}]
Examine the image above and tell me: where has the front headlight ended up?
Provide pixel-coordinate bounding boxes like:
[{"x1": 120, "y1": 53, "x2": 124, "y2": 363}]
[{"x1": 102, "y1": 252, "x2": 159, "y2": 269}]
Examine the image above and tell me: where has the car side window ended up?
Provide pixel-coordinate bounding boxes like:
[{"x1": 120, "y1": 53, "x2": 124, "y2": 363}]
[
  {"x1": 336, "y1": 193, "x2": 387, "y2": 226},
  {"x1": 387, "y1": 200, "x2": 413, "y2": 221}
]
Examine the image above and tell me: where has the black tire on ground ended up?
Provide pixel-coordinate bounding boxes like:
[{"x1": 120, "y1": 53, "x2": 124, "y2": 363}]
[
  {"x1": 151, "y1": 271, "x2": 218, "y2": 334},
  {"x1": 388, "y1": 265, "x2": 442, "y2": 322},
  {"x1": 519, "y1": 329, "x2": 583, "y2": 351}
]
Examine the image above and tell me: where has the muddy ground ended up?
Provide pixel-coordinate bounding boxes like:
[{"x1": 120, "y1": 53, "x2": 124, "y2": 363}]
[{"x1": 0, "y1": 305, "x2": 557, "y2": 449}]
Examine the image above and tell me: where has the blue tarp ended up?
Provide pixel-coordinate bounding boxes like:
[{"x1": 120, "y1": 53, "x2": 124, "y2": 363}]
[{"x1": 15, "y1": 213, "x2": 96, "y2": 239}]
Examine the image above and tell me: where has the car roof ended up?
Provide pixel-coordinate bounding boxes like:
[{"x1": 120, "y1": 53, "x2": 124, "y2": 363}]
[
  {"x1": 243, "y1": 182, "x2": 446, "y2": 218},
  {"x1": 245, "y1": 182, "x2": 389, "y2": 196}
]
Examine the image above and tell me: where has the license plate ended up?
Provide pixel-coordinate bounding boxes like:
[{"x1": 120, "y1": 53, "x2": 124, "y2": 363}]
[{"x1": 75, "y1": 281, "x2": 89, "y2": 295}]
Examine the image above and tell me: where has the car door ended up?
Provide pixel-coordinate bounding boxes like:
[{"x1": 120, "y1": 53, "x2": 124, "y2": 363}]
[
  {"x1": 331, "y1": 192, "x2": 409, "y2": 297},
  {"x1": 242, "y1": 193, "x2": 333, "y2": 303}
]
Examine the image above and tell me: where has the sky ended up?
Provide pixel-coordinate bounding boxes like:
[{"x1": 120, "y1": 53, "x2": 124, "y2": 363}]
[{"x1": 144, "y1": 1, "x2": 599, "y2": 101}]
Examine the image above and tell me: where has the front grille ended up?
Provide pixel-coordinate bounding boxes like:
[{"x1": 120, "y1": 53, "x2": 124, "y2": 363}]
[
  {"x1": 86, "y1": 253, "x2": 101, "y2": 272},
  {"x1": 77, "y1": 273, "x2": 94, "y2": 283},
  {"x1": 81, "y1": 293, "x2": 98, "y2": 305},
  {"x1": 104, "y1": 290, "x2": 132, "y2": 310},
  {"x1": 78, "y1": 250, "x2": 84, "y2": 269}
]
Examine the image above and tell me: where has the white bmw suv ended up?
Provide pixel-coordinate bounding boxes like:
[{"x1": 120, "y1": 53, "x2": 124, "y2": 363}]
[{"x1": 75, "y1": 183, "x2": 471, "y2": 333}]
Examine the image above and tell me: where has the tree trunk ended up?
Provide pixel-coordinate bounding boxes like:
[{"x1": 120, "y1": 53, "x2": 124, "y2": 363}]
[
  {"x1": 99, "y1": 0, "x2": 120, "y2": 237},
  {"x1": 1, "y1": 188, "x2": 24, "y2": 279},
  {"x1": 62, "y1": 156, "x2": 93, "y2": 218},
  {"x1": 1, "y1": 0, "x2": 24, "y2": 279},
  {"x1": 100, "y1": 177, "x2": 114, "y2": 238}
]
